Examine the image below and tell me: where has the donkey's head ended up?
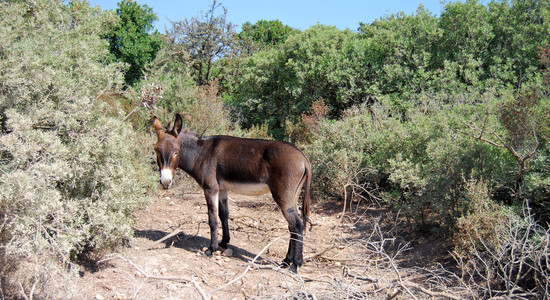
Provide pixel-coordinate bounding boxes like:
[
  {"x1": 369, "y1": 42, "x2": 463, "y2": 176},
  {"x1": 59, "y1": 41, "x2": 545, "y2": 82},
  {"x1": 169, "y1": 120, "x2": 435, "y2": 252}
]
[{"x1": 153, "y1": 114, "x2": 183, "y2": 189}]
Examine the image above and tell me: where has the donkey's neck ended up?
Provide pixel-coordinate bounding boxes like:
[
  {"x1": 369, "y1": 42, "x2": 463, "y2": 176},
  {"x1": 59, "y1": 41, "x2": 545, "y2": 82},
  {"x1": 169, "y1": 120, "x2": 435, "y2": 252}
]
[{"x1": 177, "y1": 133, "x2": 203, "y2": 175}]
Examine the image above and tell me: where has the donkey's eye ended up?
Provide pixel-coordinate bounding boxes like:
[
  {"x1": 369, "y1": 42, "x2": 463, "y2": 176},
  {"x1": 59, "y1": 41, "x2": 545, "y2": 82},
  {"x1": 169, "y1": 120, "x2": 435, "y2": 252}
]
[{"x1": 173, "y1": 153, "x2": 178, "y2": 157}]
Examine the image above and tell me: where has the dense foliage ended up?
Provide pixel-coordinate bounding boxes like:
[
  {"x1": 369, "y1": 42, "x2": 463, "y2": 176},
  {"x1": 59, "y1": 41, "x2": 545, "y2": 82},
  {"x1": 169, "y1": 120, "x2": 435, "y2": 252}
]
[
  {"x1": 240, "y1": 19, "x2": 297, "y2": 48},
  {"x1": 105, "y1": 0, "x2": 163, "y2": 85},
  {"x1": 0, "y1": 0, "x2": 154, "y2": 297},
  {"x1": 224, "y1": 1, "x2": 550, "y2": 295}
]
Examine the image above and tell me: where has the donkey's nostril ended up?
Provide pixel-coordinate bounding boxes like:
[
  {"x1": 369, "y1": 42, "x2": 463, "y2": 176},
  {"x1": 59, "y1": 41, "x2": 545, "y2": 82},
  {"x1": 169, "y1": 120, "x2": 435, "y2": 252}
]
[{"x1": 160, "y1": 179, "x2": 172, "y2": 189}]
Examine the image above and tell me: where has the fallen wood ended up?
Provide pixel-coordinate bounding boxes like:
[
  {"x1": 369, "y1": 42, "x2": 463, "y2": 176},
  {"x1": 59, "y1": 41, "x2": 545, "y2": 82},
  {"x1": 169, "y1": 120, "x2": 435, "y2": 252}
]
[{"x1": 147, "y1": 228, "x2": 184, "y2": 250}]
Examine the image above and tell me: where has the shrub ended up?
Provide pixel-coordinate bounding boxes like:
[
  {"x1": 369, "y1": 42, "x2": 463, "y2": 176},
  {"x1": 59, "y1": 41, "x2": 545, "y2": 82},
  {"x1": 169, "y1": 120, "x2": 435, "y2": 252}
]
[
  {"x1": 305, "y1": 92, "x2": 516, "y2": 232},
  {"x1": 141, "y1": 47, "x2": 270, "y2": 139},
  {"x1": 0, "y1": 1, "x2": 154, "y2": 298},
  {"x1": 453, "y1": 178, "x2": 550, "y2": 298}
]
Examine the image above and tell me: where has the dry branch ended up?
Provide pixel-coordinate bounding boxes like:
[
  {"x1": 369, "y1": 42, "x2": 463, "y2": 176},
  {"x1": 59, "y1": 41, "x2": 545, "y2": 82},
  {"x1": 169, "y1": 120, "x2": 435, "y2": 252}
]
[
  {"x1": 304, "y1": 245, "x2": 344, "y2": 261},
  {"x1": 115, "y1": 254, "x2": 208, "y2": 300},
  {"x1": 147, "y1": 228, "x2": 184, "y2": 249},
  {"x1": 210, "y1": 235, "x2": 288, "y2": 295},
  {"x1": 402, "y1": 281, "x2": 463, "y2": 300}
]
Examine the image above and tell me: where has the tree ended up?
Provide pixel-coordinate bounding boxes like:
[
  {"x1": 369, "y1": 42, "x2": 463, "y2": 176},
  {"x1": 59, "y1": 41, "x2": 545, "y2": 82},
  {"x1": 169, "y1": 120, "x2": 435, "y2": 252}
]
[
  {"x1": 229, "y1": 25, "x2": 373, "y2": 138},
  {"x1": 358, "y1": 5, "x2": 442, "y2": 111},
  {"x1": 437, "y1": 0, "x2": 550, "y2": 90},
  {"x1": 167, "y1": 0, "x2": 238, "y2": 86},
  {"x1": 105, "y1": 0, "x2": 163, "y2": 85},
  {"x1": 239, "y1": 19, "x2": 297, "y2": 50}
]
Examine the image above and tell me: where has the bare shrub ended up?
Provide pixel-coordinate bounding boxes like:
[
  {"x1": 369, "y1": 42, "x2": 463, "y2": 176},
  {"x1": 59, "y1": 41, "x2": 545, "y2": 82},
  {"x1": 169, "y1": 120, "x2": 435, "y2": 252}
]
[
  {"x1": 306, "y1": 212, "x2": 465, "y2": 299},
  {"x1": 453, "y1": 177, "x2": 550, "y2": 298},
  {"x1": 182, "y1": 79, "x2": 232, "y2": 135}
]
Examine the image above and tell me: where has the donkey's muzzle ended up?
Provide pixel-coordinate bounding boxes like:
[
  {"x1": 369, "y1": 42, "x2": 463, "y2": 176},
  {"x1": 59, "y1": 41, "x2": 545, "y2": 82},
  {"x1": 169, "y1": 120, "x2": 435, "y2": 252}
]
[{"x1": 160, "y1": 169, "x2": 173, "y2": 189}]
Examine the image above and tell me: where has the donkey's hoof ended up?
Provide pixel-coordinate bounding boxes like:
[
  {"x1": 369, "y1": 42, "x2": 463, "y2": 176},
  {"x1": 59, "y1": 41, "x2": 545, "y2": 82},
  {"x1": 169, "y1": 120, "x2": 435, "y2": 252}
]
[
  {"x1": 280, "y1": 260, "x2": 299, "y2": 273},
  {"x1": 280, "y1": 260, "x2": 290, "y2": 269},
  {"x1": 204, "y1": 247, "x2": 214, "y2": 256}
]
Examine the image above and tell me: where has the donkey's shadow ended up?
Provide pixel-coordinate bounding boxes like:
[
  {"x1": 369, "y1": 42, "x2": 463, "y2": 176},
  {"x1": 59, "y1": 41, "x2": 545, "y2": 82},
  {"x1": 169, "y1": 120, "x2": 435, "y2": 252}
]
[{"x1": 134, "y1": 229, "x2": 267, "y2": 264}]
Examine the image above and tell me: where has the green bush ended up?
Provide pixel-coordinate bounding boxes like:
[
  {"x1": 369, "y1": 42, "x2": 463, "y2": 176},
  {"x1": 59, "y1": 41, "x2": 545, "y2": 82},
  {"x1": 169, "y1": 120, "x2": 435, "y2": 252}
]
[
  {"x1": 230, "y1": 25, "x2": 372, "y2": 138},
  {"x1": 0, "y1": 1, "x2": 154, "y2": 297},
  {"x1": 305, "y1": 92, "x2": 517, "y2": 232}
]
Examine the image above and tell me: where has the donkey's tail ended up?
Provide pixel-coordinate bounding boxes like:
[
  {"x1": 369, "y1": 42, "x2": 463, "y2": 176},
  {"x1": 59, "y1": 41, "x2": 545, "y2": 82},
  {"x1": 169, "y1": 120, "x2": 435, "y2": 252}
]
[{"x1": 302, "y1": 159, "x2": 312, "y2": 231}]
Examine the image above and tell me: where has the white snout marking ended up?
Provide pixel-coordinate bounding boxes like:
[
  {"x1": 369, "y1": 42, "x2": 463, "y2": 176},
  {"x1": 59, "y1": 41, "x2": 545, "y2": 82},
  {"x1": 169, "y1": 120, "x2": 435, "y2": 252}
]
[{"x1": 160, "y1": 169, "x2": 173, "y2": 189}]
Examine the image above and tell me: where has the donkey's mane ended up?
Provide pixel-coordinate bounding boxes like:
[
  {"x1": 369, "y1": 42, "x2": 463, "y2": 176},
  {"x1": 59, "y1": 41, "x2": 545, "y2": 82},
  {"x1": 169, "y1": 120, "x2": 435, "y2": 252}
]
[{"x1": 179, "y1": 128, "x2": 200, "y2": 138}]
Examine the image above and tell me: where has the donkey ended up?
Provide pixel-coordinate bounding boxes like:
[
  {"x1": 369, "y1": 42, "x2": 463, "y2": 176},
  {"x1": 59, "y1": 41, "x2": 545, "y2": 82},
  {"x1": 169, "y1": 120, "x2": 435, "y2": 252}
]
[{"x1": 152, "y1": 114, "x2": 312, "y2": 272}]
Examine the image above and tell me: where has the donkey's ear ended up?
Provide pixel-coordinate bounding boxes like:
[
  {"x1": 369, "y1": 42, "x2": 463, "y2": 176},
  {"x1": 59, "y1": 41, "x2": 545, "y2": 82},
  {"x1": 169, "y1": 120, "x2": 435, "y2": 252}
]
[
  {"x1": 171, "y1": 113, "x2": 183, "y2": 137},
  {"x1": 152, "y1": 116, "x2": 164, "y2": 138}
]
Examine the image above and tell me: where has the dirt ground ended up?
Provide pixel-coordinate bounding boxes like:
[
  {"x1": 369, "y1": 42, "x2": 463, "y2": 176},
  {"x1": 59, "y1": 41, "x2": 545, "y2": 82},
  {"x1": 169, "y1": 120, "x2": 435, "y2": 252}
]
[{"x1": 76, "y1": 175, "x2": 461, "y2": 300}]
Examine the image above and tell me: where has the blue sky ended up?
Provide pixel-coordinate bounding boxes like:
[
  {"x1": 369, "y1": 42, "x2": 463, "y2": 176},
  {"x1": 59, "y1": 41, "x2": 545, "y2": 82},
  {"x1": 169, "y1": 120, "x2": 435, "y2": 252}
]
[{"x1": 89, "y1": 0, "x2": 450, "y2": 32}]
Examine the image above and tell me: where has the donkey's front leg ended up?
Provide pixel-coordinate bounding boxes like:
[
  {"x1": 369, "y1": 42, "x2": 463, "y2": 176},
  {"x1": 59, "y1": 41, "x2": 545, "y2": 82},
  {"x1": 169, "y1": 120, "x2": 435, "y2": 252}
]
[{"x1": 204, "y1": 188, "x2": 219, "y2": 256}]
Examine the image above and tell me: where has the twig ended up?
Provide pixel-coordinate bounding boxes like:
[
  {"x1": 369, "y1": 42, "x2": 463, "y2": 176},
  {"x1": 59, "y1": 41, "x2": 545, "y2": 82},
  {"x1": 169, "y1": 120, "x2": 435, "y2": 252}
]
[
  {"x1": 403, "y1": 281, "x2": 464, "y2": 300},
  {"x1": 304, "y1": 245, "x2": 342, "y2": 260},
  {"x1": 115, "y1": 254, "x2": 208, "y2": 300},
  {"x1": 210, "y1": 235, "x2": 287, "y2": 295},
  {"x1": 342, "y1": 266, "x2": 377, "y2": 283},
  {"x1": 192, "y1": 278, "x2": 209, "y2": 300},
  {"x1": 386, "y1": 289, "x2": 402, "y2": 300},
  {"x1": 147, "y1": 228, "x2": 184, "y2": 250}
]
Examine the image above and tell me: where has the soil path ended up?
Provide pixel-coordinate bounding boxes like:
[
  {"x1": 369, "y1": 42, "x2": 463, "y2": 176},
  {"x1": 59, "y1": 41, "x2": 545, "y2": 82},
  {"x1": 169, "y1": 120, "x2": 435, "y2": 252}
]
[{"x1": 77, "y1": 177, "x2": 456, "y2": 299}]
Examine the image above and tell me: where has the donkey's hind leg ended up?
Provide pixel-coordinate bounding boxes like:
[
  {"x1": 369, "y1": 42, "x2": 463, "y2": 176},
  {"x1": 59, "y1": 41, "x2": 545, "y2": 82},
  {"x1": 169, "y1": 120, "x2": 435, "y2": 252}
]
[
  {"x1": 281, "y1": 206, "x2": 305, "y2": 273},
  {"x1": 218, "y1": 190, "x2": 230, "y2": 249}
]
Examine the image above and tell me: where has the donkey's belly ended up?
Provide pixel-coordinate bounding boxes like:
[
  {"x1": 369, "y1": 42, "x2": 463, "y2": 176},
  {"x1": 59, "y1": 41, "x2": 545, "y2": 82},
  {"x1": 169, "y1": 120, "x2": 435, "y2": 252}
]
[{"x1": 220, "y1": 180, "x2": 270, "y2": 196}]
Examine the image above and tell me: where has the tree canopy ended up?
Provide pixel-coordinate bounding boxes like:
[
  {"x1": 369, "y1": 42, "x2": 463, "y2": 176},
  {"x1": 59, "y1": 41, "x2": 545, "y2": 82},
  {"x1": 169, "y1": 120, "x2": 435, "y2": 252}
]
[{"x1": 105, "y1": 0, "x2": 163, "y2": 85}]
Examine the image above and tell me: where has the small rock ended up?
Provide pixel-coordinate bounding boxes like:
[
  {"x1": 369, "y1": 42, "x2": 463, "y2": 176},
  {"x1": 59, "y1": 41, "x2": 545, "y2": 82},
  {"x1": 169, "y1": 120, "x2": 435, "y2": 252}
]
[
  {"x1": 160, "y1": 267, "x2": 167, "y2": 274},
  {"x1": 95, "y1": 294, "x2": 104, "y2": 300},
  {"x1": 115, "y1": 292, "x2": 127, "y2": 300},
  {"x1": 169, "y1": 201, "x2": 175, "y2": 205}
]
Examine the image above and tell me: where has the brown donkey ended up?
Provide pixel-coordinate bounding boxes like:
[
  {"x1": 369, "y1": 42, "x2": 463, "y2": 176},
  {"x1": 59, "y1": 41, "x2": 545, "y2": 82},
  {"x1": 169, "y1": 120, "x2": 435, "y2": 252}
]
[{"x1": 153, "y1": 114, "x2": 311, "y2": 272}]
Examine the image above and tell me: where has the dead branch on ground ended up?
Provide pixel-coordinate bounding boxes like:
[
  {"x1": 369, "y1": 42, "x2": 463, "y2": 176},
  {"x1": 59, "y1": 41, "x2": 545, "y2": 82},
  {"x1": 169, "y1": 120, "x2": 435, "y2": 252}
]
[{"x1": 115, "y1": 254, "x2": 208, "y2": 300}]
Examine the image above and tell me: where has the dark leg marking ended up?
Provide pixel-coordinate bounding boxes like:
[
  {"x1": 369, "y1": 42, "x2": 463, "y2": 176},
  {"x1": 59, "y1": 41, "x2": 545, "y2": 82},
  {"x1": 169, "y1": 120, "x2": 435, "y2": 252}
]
[{"x1": 218, "y1": 191, "x2": 230, "y2": 249}]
